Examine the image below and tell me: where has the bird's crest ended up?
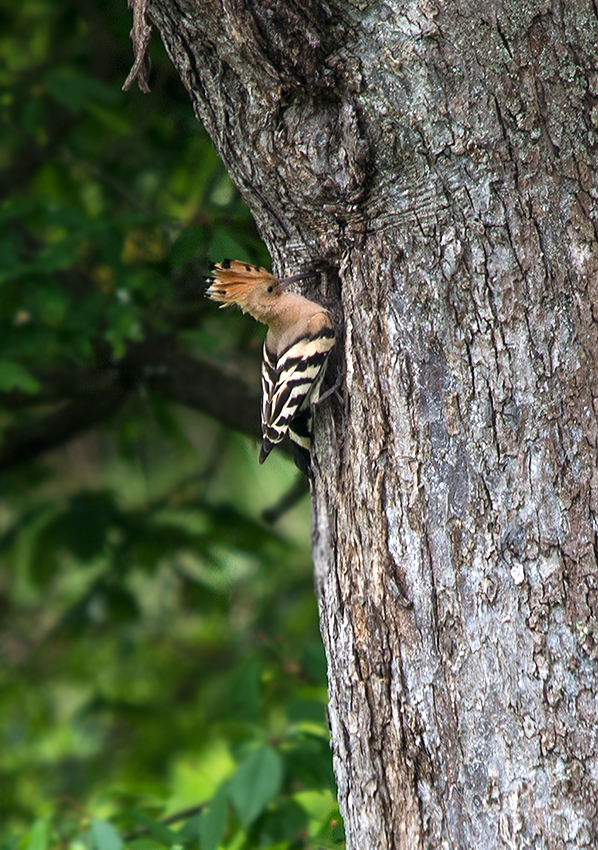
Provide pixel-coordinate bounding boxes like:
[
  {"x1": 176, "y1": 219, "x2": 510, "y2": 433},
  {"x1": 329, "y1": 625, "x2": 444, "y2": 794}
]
[{"x1": 205, "y1": 259, "x2": 279, "y2": 307}]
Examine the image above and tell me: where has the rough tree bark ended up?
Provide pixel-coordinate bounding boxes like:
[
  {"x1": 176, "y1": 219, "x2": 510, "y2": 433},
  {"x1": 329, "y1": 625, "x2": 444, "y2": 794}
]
[{"x1": 141, "y1": 1, "x2": 598, "y2": 847}]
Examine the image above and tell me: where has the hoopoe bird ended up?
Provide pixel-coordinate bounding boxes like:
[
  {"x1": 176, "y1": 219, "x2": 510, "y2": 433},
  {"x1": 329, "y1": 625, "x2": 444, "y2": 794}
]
[{"x1": 205, "y1": 259, "x2": 335, "y2": 475}]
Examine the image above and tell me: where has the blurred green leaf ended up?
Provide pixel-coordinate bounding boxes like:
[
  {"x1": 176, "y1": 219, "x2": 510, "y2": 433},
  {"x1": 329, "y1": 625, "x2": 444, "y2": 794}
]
[
  {"x1": 257, "y1": 799, "x2": 307, "y2": 847},
  {"x1": 86, "y1": 101, "x2": 133, "y2": 136},
  {"x1": 228, "y1": 746, "x2": 283, "y2": 827},
  {"x1": 0, "y1": 198, "x2": 36, "y2": 224},
  {"x1": 117, "y1": 815, "x2": 177, "y2": 847},
  {"x1": 90, "y1": 819, "x2": 123, "y2": 850},
  {"x1": 283, "y1": 738, "x2": 335, "y2": 792},
  {"x1": 229, "y1": 657, "x2": 261, "y2": 722},
  {"x1": 175, "y1": 813, "x2": 201, "y2": 842},
  {"x1": 124, "y1": 840, "x2": 167, "y2": 850},
  {"x1": 301, "y1": 644, "x2": 328, "y2": 686},
  {"x1": 286, "y1": 700, "x2": 326, "y2": 725},
  {"x1": 199, "y1": 783, "x2": 228, "y2": 850},
  {"x1": 47, "y1": 491, "x2": 118, "y2": 562},
  {"x1": 22, "y1": 820, "x2": 48, "y2": 850},
  {"x1": 45, "y1": 68, "x2": 119, "y2": 114},
  {"x1": 0, "y1": 360, "x2": 41, "y2": 393},
  {"x1": 208, "y1": 231, "x2": 249, "y2": 263},
  {"x1": 170, "y1": 226, "x2": 205, "y2": 272}
]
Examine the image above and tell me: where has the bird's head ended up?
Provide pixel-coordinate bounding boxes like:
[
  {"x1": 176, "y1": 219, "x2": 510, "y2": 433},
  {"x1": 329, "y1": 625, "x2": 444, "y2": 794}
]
[{"x1": 205, "y1": 260, "x2": 283, "y2": 324}]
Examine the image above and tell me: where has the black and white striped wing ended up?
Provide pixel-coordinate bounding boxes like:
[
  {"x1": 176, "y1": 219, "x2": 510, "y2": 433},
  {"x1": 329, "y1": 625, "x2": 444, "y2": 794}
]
[
  {"x1": 260, "y1": 342, "x2": 278, "y2": 447},
  {"x1": 259, "y1": 330, "x2": 334, "y2": 465}
]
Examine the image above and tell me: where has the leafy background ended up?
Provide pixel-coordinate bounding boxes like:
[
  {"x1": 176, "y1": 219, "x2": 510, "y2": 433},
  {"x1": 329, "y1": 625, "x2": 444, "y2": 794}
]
[{"x1": 0, "y1": 2, "x2": 342, "y2": 848}]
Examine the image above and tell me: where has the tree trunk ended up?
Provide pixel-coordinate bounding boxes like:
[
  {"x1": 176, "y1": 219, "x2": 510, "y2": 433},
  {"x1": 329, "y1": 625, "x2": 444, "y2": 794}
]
[{"x1": 146, "y1": 1, "x2": 598, "y2": 846}]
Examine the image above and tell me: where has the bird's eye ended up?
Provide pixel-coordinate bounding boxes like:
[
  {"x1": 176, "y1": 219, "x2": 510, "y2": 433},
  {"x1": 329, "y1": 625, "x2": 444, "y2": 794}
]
[{"x1": 267, "y1": 286, "x2": 274, "y2": 293}]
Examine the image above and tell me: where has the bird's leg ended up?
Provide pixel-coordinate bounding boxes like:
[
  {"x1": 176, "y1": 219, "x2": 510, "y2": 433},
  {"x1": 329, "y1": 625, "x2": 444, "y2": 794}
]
[{"x1": 314, "y1": 368, "x2": 344, "y2": 406}]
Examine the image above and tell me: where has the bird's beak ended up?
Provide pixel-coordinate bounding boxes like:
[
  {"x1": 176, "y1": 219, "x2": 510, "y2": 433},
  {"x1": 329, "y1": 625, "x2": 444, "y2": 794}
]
[{"x1": 278, "y1": 270, "x2": 319, "y2": 290}]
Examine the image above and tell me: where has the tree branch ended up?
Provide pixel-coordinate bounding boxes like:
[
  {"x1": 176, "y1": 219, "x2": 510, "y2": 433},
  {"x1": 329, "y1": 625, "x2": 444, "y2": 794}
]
[
  {"x1": 0, "y1": 337, "x2": 264, "y2": 474},
  {"x1": 121, "y1": 803, "x2": 206, "y2": 842},
  {"x1": 145, "y1": 350, "x2": 262, "y2": 439},
  {"x1": 0, "y1": 386, "x2": 128, "y2": 474}
]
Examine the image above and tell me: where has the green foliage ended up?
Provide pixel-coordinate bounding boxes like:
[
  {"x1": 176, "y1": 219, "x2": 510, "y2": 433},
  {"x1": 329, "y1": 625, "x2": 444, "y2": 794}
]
[
  {"x1": 0, "y1": 1, "x2": 343, "y2": 849},
  {"x1": 91, "y1": 819, "x2": 124, "y2": 850},
  {"x1": 228, "y1": 746, "x2": 283, "y2": 828}
]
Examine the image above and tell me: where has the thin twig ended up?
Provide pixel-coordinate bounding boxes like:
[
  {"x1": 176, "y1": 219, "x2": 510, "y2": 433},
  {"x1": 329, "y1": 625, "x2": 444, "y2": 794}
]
[
  {"x1": 121, "y1": 802, "x2": 207, "y2": 841},
  {"x1": 262, "y1": 475, "x2": 310, "y2": 523},
  {"x1": 122, "y1": 0, "x2": 152, "y2": 93}
]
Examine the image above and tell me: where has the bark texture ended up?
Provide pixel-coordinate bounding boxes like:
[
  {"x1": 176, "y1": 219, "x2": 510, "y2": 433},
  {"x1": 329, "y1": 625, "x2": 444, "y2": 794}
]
[{"x1": 146, "y1": 1, "x2": 598, "y2": 847}]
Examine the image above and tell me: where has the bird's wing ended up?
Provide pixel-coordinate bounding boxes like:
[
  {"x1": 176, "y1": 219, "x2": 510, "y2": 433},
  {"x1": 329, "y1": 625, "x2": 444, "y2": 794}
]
[
  {"x1": 261, "y1": 341, "x2": 278, "y2": 437},
  {"x1": 260, "y1": 329, "x2": 334, "y2": 454}
]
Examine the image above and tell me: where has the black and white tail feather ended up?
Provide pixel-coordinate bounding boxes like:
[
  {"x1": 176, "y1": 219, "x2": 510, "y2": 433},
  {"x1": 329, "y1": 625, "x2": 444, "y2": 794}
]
[{"x1": 205, "y1": 259, "x2": 335, "y2": 476}]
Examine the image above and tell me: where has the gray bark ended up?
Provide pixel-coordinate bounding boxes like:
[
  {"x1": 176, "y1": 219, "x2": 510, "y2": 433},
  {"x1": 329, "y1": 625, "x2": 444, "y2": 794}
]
[{"x1": 146, "y1": 1, "x2": 598, "y2": 847}]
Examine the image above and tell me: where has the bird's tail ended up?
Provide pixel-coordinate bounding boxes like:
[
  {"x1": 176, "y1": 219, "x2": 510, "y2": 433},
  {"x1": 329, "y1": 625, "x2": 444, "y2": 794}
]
[{"x1": 288, "y1": 408, "x2": 313, "y2": 477}]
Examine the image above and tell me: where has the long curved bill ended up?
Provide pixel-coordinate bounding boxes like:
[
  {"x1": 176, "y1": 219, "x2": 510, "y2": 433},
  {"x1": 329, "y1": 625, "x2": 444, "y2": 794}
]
[{"x1": 278, "y1": 270, "x2": 319, "y2": 290}]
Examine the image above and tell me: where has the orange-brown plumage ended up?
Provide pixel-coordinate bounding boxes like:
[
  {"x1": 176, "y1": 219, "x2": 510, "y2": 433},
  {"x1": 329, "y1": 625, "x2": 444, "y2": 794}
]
[{"x1": 205, "y1": 260, "x2": 280, "y2": 314}]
